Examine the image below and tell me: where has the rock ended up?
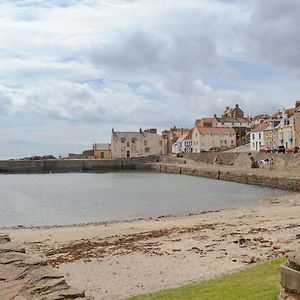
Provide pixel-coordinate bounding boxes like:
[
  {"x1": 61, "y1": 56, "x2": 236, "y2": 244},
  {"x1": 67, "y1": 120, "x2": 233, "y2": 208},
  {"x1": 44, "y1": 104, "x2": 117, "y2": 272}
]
[
  {"x1": 0, "y1": 279, "x2": 28, "y2": 300},
  {"x1": 43, "y1": 288, "x2": 86, "y2": 300},
  {"x1": 0, "y1": 243, "x2": 26, "y2": 254},
  {"x1": 0, "y1": 234, "x2": 11, "y2": 244},
  {"x1": 0, "y1": 252, "x2": 28, "y2": 264},
  {"x1": 0, "y1": 264, "x2": 28, "y2": 281}
]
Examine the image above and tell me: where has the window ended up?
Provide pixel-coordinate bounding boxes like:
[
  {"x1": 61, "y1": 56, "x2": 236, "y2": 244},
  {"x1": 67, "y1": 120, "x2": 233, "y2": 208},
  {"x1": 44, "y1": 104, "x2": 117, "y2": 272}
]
[
  {"x1": 127, "y1": 142, "x2": 130, "y2": 147},
  {"x1": 121, "y1": 147, "x2": 125, "y2": 152},
  {"x1": 252, "y1": 134, "x2": 254, "y2": 140},
  {"x1": 131, "y1": 138, "x2": 136, "y2": 143},
  {"x1": 145, "y1": 147, "x2": 150, "y2": 152},
  {"x1": 121, "y1": 138, "x2": 126, "y2": 143},
  {"x1": 259, "y1": 133, "x2": 261, "y2": 139},
  {"x1": 144, "y1": 140, "x2": 147, "y2": 146},
  {"x1": 159, "y1": 140, "x2": 163, "y2": 146},
  {"x1": 100, "y1": 152, "x2": 104, "y2": 159}
]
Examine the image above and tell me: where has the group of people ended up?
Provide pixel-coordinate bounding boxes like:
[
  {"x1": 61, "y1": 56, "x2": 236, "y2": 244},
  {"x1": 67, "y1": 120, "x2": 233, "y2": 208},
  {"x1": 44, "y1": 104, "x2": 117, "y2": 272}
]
[{"x1": 249, "y1": 154, "x2": 274, "y2": 169}]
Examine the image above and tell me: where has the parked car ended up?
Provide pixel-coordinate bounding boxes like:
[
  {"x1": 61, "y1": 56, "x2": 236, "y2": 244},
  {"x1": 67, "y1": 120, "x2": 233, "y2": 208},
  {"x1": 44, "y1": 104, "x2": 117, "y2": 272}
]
[
  {"x1": 287, "y1": 147, "x2": 299, "y2": 153},
  {"x1": 271, "y1": 147, "x2": 278, "y2": 153},
  {"x1": 259, "y1": 146, "x2": 271, "y2": 153},
  {"x1": 277, "y1": 146, "x2": 286, "y2": 153}
]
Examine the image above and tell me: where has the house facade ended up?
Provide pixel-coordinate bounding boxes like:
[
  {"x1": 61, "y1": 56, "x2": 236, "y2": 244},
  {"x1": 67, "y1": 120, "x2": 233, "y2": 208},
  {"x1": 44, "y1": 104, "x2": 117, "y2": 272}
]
[
  {"x1": 93, "y1": 143, "x2": 111, "y2": 159},
  {"x1": 250, "y1": 120, "x2": 269, "y2": 151},
  {"x1": 171, "y1": 131, "x2": 193, "y2": 154},
  {"x1": 264, "y1": 120, "x2": 280, "y2": 149},
  {"x1": 294, "y1": 100, "x2": 300, "y2": 148},
  {"x1": 162, "y1": 127, "x2": 190, "y2": 154},
  {"x1": 274, "y1": 108, "x2": 295, "y2": 150},
  {"x1": 111, "y1": 128, "x2": 164, "y2": 158},
  {"x1": 222, "y1": 104, "x2": 244, "y2": 119},
  {"x1": 192, "y1": 126, "x2": 236, "y2": 152}
]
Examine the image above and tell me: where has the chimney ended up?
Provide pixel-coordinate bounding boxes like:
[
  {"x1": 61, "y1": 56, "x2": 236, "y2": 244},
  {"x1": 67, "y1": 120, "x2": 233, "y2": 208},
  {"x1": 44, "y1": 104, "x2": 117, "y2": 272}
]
[
  {"x1": 236, "y1": 104, "x2": 239, "y2": 108},
  {"x1": 139, "y1": 128, "x2": 143, "y2": 133}
]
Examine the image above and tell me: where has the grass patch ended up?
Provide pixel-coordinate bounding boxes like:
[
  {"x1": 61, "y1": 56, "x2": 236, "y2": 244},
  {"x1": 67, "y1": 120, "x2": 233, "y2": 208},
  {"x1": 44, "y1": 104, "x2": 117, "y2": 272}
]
[{"x1": 130, "y1": 257, "x2": 285, "y2": 300}]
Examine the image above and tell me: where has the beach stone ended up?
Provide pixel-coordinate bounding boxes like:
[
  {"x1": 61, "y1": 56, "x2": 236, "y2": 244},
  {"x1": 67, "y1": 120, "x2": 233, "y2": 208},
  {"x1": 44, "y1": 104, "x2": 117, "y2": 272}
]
[
  {"x1": 0, "y1": 252, "x2": 28, "y2": 264},
  {"x1": 0, "y1": 264, "x2": 28, "y2": 281},
  {"x1": 43, "y1": 288, "x2": 86, "y2": 300},
  {"x1": 0, "y1": 243, "x2": 26, "y2": 254},
  {"x1": 281, "y1": 265, "x2": 300, "y2": 294},
  {"x1": 0, "y1": 234, "x2": 11, "y2": 244},
  {"x1": 0, "y1": 279, "x2": 28, "y2": 300},
  {"x1": 23, "y1": 255, "x2": 47, "y2": 266}
]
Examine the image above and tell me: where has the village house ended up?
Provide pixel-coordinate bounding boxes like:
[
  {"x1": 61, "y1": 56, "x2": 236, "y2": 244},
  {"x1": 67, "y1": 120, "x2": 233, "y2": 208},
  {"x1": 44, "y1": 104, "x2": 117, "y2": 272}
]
[
  {"x1": 111, "y1": 128, "x2": 165, "y2": 158},
  {"x1": 222, "y1": 104, "x2": 245, "y2": 119},
  {"x1": 171, "y1": 131, "x2": 193, "y2": 154},
  {"x1": 93, "y1": 143, "x2": 111, "y2": 159},
  {"x1": 264, "y1": 120, "x2": 280, "y2": 149},
  {"x1": 276, "y1": 108, "x2": 295, "y2": 150},
  {"x1": 162, "y1": 127, "x2": 190, "y2": 154},
  {"x1": 192, "y1": 124, "x2": 236, "y2": 152},
  {"x1": 250, "y1": 120, "x2": 269, "y2": 151},
  {"x1": 294, "y1": 100, "x2": 300, "y2": 148}
]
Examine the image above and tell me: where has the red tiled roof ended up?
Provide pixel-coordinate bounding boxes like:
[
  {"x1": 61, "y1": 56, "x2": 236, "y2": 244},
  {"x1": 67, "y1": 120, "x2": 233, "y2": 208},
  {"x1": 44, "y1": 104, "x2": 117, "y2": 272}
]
[{"x1": 195, "y1": 126, "x2": 235, "y2": 135}]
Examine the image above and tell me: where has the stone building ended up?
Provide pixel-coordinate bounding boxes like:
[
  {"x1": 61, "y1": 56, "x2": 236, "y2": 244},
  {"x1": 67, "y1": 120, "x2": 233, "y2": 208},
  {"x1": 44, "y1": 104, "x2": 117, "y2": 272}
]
[
  {"x1": 222, "y1": 104, "x2": 244, "y2": 119},
  {"x1": 192, "y1": 126, "x2": 236, "y2": 152},
  {"x1": 277, "y1": 108, "x2": 295, "y2": 150},
  {"x1": 264, "y1": 120, "x2": 280, "y2": 149},
  {"x1": 294, "y1": 100, "x2": 300, "y2": 148},
  {"x1": 93, "y1": 143, "x2": 111, "y2": 159},
  {"x1": 111, "y1": 128, "x2": 165, "y2": 158}
]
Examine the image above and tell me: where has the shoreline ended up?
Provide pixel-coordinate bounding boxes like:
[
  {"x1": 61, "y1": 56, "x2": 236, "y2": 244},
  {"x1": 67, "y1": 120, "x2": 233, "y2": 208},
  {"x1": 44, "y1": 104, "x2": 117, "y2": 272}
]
[{"x1": 2, "y1": 192, "x2": 299, "y2": 299}]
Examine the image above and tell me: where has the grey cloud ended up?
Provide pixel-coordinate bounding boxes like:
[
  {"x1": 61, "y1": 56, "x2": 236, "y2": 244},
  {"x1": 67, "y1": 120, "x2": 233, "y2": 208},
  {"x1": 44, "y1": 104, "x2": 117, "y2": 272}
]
[{"x1": 243, "y1": 0, "x2": 300, "y2": 75}]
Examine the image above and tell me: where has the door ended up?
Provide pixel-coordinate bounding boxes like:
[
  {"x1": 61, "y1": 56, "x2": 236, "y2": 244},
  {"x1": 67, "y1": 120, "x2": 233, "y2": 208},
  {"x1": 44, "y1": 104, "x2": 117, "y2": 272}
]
[{"x1": 126, "y1": 150, "x2": 130, "y2": 158}]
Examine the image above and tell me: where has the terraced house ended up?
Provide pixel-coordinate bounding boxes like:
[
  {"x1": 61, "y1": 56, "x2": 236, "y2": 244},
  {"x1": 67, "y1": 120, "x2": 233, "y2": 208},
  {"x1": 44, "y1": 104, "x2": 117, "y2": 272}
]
[{"x1": 192, "y1": 121, "x2": 236, "y2": 152}]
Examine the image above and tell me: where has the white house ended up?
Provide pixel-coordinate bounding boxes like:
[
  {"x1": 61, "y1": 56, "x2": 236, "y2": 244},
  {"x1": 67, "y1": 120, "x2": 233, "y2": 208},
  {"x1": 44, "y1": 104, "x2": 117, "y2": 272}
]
[
  {"x1": 172, "y1": 131, "x2": 193, "y2": 154},
  {"x1": 250, "y1": 120, "x2": 269, "y2": 151}
]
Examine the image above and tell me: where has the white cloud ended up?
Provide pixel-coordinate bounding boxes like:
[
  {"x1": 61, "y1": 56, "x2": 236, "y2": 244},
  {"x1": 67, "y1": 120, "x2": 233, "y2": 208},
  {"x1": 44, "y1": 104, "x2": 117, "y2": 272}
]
[{"x1": 0, "y1": 0, "x2": 300, "y2": 156}]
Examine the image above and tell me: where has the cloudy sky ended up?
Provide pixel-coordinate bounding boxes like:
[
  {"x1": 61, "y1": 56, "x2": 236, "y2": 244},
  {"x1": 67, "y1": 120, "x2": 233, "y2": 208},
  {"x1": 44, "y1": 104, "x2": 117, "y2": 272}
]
[{"x1": 1, "y1": 0, "x2": 300, "y2": 157}]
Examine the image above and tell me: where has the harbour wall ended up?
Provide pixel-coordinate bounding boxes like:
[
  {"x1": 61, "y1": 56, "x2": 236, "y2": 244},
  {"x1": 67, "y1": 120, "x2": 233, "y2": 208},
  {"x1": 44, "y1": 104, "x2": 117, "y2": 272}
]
[
  {"x1": 0, "y1": 156, "x2": 184, "y2": 174},
  {"x1": 138, "y1": 163, "x2": 300, "y2": 192},
  {"x1": 183, "y1": 152, "x2": 300, "y2": 171}
]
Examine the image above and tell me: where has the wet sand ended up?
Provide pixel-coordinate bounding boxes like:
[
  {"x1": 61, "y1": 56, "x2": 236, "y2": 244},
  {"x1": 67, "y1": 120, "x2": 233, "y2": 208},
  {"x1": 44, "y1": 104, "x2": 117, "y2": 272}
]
[{"x1": 2, "y1": 193, "x2": 300, "y2": 300}]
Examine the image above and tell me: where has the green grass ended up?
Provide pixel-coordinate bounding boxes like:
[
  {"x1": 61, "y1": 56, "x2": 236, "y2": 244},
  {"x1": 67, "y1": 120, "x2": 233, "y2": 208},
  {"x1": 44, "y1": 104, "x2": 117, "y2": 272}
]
[{"x1": 129, "y1": 258, "x2": 285, "y2": 300}]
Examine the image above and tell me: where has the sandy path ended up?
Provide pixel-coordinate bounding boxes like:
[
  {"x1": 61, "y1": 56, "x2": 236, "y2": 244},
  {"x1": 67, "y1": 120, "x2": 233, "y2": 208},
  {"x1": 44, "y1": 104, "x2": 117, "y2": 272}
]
[{"x1": 2, "y1": 193, "x2": 300, "y2": 300}]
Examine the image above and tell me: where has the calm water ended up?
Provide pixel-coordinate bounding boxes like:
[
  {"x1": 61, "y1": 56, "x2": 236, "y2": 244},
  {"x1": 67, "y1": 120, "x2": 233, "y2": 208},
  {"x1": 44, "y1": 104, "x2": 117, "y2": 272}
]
[{"x1": 0, "y1": 171, "x2": 288, "y2": 227}]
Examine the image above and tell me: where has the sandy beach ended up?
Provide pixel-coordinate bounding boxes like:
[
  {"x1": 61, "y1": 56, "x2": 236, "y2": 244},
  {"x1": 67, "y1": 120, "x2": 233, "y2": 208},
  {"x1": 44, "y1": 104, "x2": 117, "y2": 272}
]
[{"x1": 1, "y1": 192, "x2": 299, "y2": 299}]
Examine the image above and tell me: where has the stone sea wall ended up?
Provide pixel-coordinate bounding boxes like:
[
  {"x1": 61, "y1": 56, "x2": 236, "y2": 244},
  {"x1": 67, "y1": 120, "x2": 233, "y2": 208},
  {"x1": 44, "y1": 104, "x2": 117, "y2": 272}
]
[
  {"x1": 137, "y1": 163, "x2": 300, "y2": 192},
  {"x1": 183, "y1": 152, "x2": 300, "y2": 171}
]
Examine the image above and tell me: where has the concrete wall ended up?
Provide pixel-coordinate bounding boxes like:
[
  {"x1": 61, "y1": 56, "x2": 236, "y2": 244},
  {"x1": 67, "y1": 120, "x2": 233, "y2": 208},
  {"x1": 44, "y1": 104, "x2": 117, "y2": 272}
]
[{"x1": 183, "y1": 152, "x2": 300, "y2": 171}]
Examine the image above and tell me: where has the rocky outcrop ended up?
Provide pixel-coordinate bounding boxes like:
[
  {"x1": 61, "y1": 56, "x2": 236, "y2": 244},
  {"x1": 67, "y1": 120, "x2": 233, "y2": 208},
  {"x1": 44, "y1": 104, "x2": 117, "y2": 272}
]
[
  {"x1": 280, "y1": 251, "x2": 300, "y2": 300},
  {"x1": 0, "y1": 234, "x2": 91, "y2": 300}
]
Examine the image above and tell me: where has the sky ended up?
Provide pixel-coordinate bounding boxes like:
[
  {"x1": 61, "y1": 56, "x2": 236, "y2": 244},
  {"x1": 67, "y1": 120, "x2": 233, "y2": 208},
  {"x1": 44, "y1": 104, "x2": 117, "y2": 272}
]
[{"x1": 1, "y1": 0, "x2": 300, "y2": 157}]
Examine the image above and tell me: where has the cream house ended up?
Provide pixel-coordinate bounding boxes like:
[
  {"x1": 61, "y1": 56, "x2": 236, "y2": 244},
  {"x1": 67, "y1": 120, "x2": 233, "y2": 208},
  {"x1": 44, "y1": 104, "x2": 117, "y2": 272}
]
[
  {"x1": 111, "y1": 128, "x2": 164, "y2": 158},
  {"x1": 192, "y1": 126, "x2": 236, "y2": 152}
]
